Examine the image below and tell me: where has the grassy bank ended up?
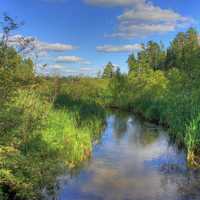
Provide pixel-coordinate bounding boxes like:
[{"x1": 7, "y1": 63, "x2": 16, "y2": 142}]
[
  {"x1": 107, "y1": 28, "x2": 200, "y2": 167},
  {"x1": 0, "y1": 16, "x2": 106, "y2": 199},
  {"x1": 109, "y1": 70, "x2": 200, "y2": 167},
  {"x1": 0, "y1": 87, "x2": 105, "y2": 200}
]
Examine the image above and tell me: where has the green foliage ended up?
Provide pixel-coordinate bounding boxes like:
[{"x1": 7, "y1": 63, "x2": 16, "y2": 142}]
[
  {"x1": 58, "y1": 77, "x2": 109, "y2": 106},
  {"x1": 142, "y1": 41, "x2": 166, "y2": 70},
  {"x1": 127, "y1": 53, "x2": 137, "y2": 73},
  {"x1": 109, "y1": 28, "x2": 200, "y2": 166},
  {"x1": 14, "y1": 58, "x2": 35, "y2": 83},
  {"x1": 128, "y1": 41, "x2": 166, "y2": 73},
  {"x1": 0, "y1": 20, "x2": 106, "y2": 199},
  {"x1": 166, "y1": 28, "x2": 199, "y2": 73},
  {"x1": 0, "y1": 87, "x2": 105, "y2": 199},
  {"x1": 102, "y1": 62, "x2": 115, "y2": 78},
  {"x1": 0, "y1": 90, "x2": 51, "y2": 199},
  {"x1": 186, "y1": 113, "x2": 200, "y2": 154}
]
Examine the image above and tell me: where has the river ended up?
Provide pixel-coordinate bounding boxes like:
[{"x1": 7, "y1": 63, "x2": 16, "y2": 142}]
[{"x1": 51, "y1": 113, "x2": 200, "y2": 200}]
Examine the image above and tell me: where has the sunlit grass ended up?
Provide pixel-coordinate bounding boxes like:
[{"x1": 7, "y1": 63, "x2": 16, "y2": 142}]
[{"x1": 0, "y1": 89, "x2": 105, "y2": 200}]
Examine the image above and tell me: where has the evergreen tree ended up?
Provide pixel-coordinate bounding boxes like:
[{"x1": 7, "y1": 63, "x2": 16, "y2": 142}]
[
  {"x1": 127, "y1": 53, "x2": 138, "y2": 73},
  {"x1": 102, "y1": 62, "x2": 115, "y2": 78},
  {"x1": 166, "y1": 28, "x2": 199, "y2": 73},
  {"x1": 145, "y1": 41, "x2": 166, "y2": 70}
]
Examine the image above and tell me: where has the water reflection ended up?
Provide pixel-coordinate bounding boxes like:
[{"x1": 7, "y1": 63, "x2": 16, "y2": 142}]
[{"x1": 53, "y1": 113, "x2": 200, "y2": 200}]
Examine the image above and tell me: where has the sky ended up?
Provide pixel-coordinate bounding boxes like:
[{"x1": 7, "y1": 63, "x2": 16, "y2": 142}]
[{"x1": 0, "y1": 0, "x2": 200, "y2": 76}]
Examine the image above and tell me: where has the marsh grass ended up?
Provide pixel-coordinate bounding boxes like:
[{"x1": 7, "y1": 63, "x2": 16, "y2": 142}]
[
  {"x1": 0, "y1": 88, "x2": 105, "y2": 200},
  {"x1": 108, "y1": 67, "x2": 200, "y2": 167}
]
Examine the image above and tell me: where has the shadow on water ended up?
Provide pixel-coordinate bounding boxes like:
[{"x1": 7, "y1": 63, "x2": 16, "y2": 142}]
[{"x1": 49, "y1": 112, "x2": 200, "y2": 200}]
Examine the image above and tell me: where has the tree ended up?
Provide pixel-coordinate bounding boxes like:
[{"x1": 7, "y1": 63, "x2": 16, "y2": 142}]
[
  {"x1": 0, "y1": 14, "x2": 35, "y2": 103},
  {"x1": 184, "y1": 28, "x2": 200, "y2": 76},
  {"x1": 15, "y1": 58, "x2": 35, "y2": 82},
  {"x1": 128, "y1": 42, "x2": 165, "y2": 73},
  {"x1": 166, "y1": 28, "x2": 200, "y2": 73},
  {"x1": 134, "y1": 41, "x2": 166, "y2": 71},
  {"x1": 166, "y1": 32, "x2": 186, "y2": 70},
  {"x1": 145, "y1": 41, "x2": 166, "y2": 70},
  {"x1": 102, "y1": 62, "x2": 115, "y2": 78},
  {"x1": 1, "y1": 13, "x2": 19, "y2": 47},
  {"x1": 127, "y1": 53, "x2": 138, "y2": 73},
  {"x1": 109, "y1": 67, "x2": 128, "y2": 107}
]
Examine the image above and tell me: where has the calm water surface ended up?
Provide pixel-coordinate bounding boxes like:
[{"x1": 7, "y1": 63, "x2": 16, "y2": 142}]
[{"x1": 53, "y1": 113, "x2": 200, "y2": 200}]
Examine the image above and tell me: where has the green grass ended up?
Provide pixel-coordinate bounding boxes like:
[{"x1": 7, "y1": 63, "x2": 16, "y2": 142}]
[
  {"x1": 0, "y1": 89, "x2": 105, "y2": 200},
  {"x1": 108, "y1": 68, "x2": 200, "y2": 167}
]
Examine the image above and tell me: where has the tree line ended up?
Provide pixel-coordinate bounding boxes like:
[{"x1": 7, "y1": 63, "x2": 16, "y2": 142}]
[{"x1": 107, "y1": 27, "x2": 200, "y2": 167}]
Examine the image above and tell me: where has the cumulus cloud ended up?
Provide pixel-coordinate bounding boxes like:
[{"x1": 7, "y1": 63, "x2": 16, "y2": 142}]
[
  {"x1": 112, "y1": 2, "x2": 193, "y2": 38},
  {"x1": 37, "y1": 63, "x2": 79, "y2": 76},
  {"x1": 50, "y1": 66, "x2": 98, "y2": 76},
  {"x1": 109, "y1": 23, "x2": 177, "y2": 38},
  {"x1": 37, "y1": 42, "x2": 77, "y2": 52},
  {"x1": 37, "y1": 63, "x2": 98, "y2": 77},
  {"x1": 50, "y1": 64, "x2": 64, "y2": 69},
  {"x1": 8, "y1": 34, "x2": 77, "y2": 53},
  {"x1": 85, "y1": 0, "x2": 194, "y2": 38},
  {"x1": 118, "y1": 3, "x2": 183, "y2": 22},
  {"x1": 80, "y1": 67, "x2": 92, "y2": 71},
  {"x1": 55, "y1": 56, "x2": 91, "y2": 64},
  {"x1": 79, "y1": 66, "x2": 99, "y2": 76},
  {"x1": 80, "y1": 67, "x2": 98, "y2": 72},
  {"x1": 56, "y1": 56, "x2": 83, "y2": 63},
  {"x1": 96, "y1": 44, "x2": 141, "y2": 53}
]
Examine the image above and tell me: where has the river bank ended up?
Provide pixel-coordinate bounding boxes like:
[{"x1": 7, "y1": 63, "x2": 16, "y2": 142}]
[{"x1": 50, "y1": 113, "x2": 200, "y2": 200}]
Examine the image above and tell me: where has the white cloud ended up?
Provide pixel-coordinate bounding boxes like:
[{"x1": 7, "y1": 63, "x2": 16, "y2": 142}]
[
  {"x1": 79, "y1": 67, "x2": 99, "y2": 77},
  {"x1": 118, "y1": 3, "x2": 184, "y2": 22},
  {"x1": 80, "y1": 67, "x2": 91, "y2": 71},
  {"x1": 37, "y1": 63, "x2": 79, "y2": 76},
  {"x1": 109, "y1": 23, "x2": 177, "y2": 38},
  {"x1": 112, "y1": 63, "x2": 120, "y2": 68},
  {"x1": 62, "y1": 68, "x2": 77, "y2": 74},
  {"x1": 50, "y1": 64, "x2": 64, "y2": 69},
  {"x1": 37, "y1": 42, "x2": 77, "y2": 52},
  {"x1": 8, "y1": 34, "x2": 77, "y2": 53},
  {"x1": 80, "y1": 67, "x2": 97, "y2": 72},
  {"x1": 55, "y1": 56, "x2": 91, "y2": 64},
  {"x1": 85, "y1": 0, "x2": 194, "y2": 38},
  {"x1": 56, "y1": 56, "x2": 83, "y2": 63},
  {"x1": 96, "y1": 44, "x2": 141, "y2": 53},
  {"x1": 37, "y1": 63, "x2": 99, "y2": 77},
  {"x1": 111, "y1": 2, "x2": 193, "y2": 38}
]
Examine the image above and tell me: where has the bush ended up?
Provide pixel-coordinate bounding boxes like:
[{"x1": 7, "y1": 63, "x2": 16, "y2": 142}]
[{"x1": 0, "y1": 89, "x2": 105, "y2": 199}]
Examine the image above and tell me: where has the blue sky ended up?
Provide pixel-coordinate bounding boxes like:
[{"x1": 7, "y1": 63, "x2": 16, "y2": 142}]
[{"x1": 0, "y1": 0, "x2": 199, "y2": 76}]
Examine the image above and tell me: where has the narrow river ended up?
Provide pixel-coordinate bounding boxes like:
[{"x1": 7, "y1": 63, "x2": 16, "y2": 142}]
[{"x1": 53, "y1": 113, "x2": 200, "y2": 200}]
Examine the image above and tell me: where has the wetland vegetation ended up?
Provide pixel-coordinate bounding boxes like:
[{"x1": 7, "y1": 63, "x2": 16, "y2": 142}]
[{"x1": 1, "y1": 14, "x2": 200, "y2": 199}]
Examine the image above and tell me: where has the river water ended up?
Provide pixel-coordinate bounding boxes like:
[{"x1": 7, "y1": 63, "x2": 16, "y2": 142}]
[{"x1": 53, "y1": 113, "x2": 200, "y2": 200}]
